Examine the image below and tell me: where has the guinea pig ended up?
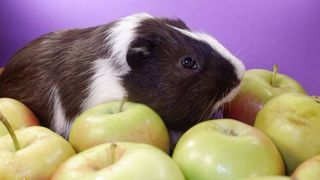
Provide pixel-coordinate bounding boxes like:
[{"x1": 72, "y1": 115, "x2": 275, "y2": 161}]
[{"x1": 0, "y1": 13, "x2": 245, "y2": 138}]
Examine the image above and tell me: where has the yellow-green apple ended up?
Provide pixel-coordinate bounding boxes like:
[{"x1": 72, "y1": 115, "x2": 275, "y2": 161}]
[
  {"x1": 69, "y1": 100, "x2": 170, "y2": 153},
  {"x1": 240, "y1": 176, "x2": 292, "y2": 180},
  {"x1": 172, "y1": 119, "x2": 285, "y2": 180},
  {"x1": 291, "y1": 155, "x2": 320, "y2": 180},
  {"x1": 52, "y1": 142, "x2": 185, "y2": 180},
  {"x1": 254, "y1": 93, "x2": 320, "y2": 174},
  {"x1": 0, "y1": 98, "x2": 39, "y2": 136},
  {"x1": 224, "y1": 65, "x2": 306, "y2": 125},
  {"x1": 0, "y1": 111, "x2": 75, "y2": 180}
]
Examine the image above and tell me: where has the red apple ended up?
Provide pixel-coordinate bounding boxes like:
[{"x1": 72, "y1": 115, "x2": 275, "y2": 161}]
[
  {"x1": 0, "y1": 98, "x2": 39, "y2": 136},
  {"x1": 224, "y1": 65, "x2": 306, "y2": 125}
]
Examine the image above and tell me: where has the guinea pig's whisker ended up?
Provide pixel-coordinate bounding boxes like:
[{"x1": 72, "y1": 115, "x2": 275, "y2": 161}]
[
  {"x1": 210, "y1": 90, "x2": 229, "y2": 119},
  {"x1": 198, "y1": 95, "x2": 217, "y2": 123},
  {"x1": 235, "y1": 47, "x2": 250, "y2": 60}
]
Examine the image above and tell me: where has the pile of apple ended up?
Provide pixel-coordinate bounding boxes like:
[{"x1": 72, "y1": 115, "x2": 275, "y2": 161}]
[{"x1": 0, "y1": 65, "x2": 319, "y2": 180}]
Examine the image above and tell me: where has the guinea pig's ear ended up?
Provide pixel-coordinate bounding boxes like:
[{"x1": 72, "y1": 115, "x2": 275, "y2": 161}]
[{"x1": 126, "y1": 38, "x2": 155, "y2": 69}]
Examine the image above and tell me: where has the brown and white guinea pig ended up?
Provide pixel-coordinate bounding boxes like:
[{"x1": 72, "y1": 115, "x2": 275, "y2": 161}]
[{"x1": 0, "y1": 13, "x2": 245, "y2": 138}]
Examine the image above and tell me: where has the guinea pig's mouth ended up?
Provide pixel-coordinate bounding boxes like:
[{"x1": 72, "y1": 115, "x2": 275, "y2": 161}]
[{"x1": 162, "y1": 80, "x2": 243, "y2": 133}]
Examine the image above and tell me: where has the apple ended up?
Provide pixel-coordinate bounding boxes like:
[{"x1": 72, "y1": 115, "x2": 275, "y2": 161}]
[
  {"x1": 172, "y1": 119, "x2": 285, "y2": 180},
  {"x1": 0, "y1": 98, "x2": 39, "y2": 136},
  {"x1": 240, "y1": 175, "x2": 292, "y2": 180},
  {"x1": 254, "y1": 93, "x2": 320, "y2": 174},
  {"x1": 52, "y1": 142, "x2": 185, "y2": 180},
  {"x1": 0, "y1": 111, "x2": 75, "y2": 179},
  {"x1": 291, "y1": 155, "x2": 320, "y2": 179},
  {"x1": 224, "y1": 65, "x2": 306, "y2": 125},
  {"x1": 69, "y1": 100, "x2": 170, "y2": 153}
]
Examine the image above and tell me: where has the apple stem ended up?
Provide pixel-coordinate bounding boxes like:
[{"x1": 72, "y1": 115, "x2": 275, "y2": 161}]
[
  {"x1": 118, "y1": 96, "x2": 127, "y2": 113},
  {"x1": 271, "y1": 64, "x2": 278, "y2": 87},
  {"x1": 0, "y1": 110, "x2": 21, "y2": 151},
  {"x1": 110, "y1": 143, "x2": 117, "y2": 164}
]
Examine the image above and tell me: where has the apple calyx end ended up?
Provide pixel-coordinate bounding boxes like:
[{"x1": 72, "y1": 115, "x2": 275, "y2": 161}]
[
  {"x1": 223, "y1": 129, "x2": 239, "y2": 136},
  {"x1": 0, "y1": 110, "x2": 21, "y2": 151}
]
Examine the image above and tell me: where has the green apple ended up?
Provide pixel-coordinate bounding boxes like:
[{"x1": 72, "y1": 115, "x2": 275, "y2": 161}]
[
  {"x1": 172, "y1": 119, "x2": 285, "y2": 180},
  {"x1": 254, "y1": 93, "x2": 320, "y2": 174},
  {"x1": 224, "y1": 65, "x2": 306, "y2": 125},
  {"x1": 291, "y1": 155, "x2": 320, "y2": 180},
  {"x1": 240, "y1": 175, "x2": 292, "y2": 180},
  {"x1": 69, "y1": 100, "x2": 170, "y2": 153},
  {"x1": 0, "y1": 98, "x2": 39, "y2": 136},
  {"x1": 0, "y1": 111, "x2": 75, "y2": 180},
  {"x1": 52, "y1": 142, "x2": 185, "y2": 180}
]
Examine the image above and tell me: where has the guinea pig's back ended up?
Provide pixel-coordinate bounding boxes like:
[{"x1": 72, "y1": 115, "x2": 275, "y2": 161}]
[{"x1": 0, "y1": 25, "x2": 107, "y2": 130}]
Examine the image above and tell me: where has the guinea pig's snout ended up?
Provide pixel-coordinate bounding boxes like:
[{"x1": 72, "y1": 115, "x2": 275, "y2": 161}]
[
  {"x1": 222, "y1": 58, "x2": 245, "y2": 102},
  {"x1": 230, "y1": 59, "x2": 245, "y2": 93},
  {"x1": 225, "y1": 58, "x2": 245, "y2": 90}
]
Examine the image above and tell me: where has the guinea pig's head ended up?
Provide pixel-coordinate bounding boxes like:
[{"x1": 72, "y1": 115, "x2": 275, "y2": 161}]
[{"x1": 120, "y1": 14, "x2": 245, "y2": 131}]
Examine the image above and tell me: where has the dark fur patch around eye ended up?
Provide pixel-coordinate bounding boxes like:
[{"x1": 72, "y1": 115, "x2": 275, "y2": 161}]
[{"x1": 122, "y1": 17, "x2": 240, "y2": 132}]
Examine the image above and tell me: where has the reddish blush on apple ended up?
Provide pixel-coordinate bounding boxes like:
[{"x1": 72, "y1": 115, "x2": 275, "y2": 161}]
[
  {"x1": 0, "y1": 98, "x2": 39, "y2": 136},
  {"x1": 224, "y1": 65, "x2": 306, "y2": 125}
]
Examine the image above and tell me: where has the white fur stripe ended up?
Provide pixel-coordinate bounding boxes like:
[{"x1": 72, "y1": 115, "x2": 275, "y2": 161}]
[
  {"x1": 81, "y1": 58, "x2": 127, "y2": 111},
  {"x1": 81, "y1": 14, "x2": 154, "y2": 114},
  {"x1": 50, "y1": 85, "x2": 71, "y2": 137},
  {"x1": 169, "y1": 26, "x2": 245, "y2": 80},
  {"x1": 105, "y1": 13, "x2": 153, "y2": 74}
]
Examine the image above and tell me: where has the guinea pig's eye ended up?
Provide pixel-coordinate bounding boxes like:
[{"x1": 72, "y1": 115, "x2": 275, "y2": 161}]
[{"x1": 181, "y1": 56, "x2": 198, "y2": 70}]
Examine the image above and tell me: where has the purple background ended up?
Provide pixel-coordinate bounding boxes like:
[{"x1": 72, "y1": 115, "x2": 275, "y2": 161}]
[{"x1": 1, "y1": 0, "x2": 319, "y2": 95}]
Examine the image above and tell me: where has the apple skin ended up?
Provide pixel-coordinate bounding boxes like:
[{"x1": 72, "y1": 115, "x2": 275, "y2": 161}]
[
  {"x1": 52, "y1": 142, "x2": 185, "y2": 180},
  {"x1": 254, "y1": 93, "x2": 320, "y2": 174},
  {"x1": 69, "y1": 101, "x2": 170, "y2": 153},
  {"x1": 0, "y1": 98, "x2": 39, "y2": 136},
  {"x1": 224, "y1": 69, "x2": 306, "y2": 125},
  {"x1": 240, "y1": 176, "x2": 292, "y2": 180},
  {"x1": 0, "y1": 126, "x2": 75, "y2": 180},
  {"x1": 291, "y1": 155, "x2": 320, "y2": 179},
  {"x1": 172, "y1": 119, "x2": 285, "y2": 180}
]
